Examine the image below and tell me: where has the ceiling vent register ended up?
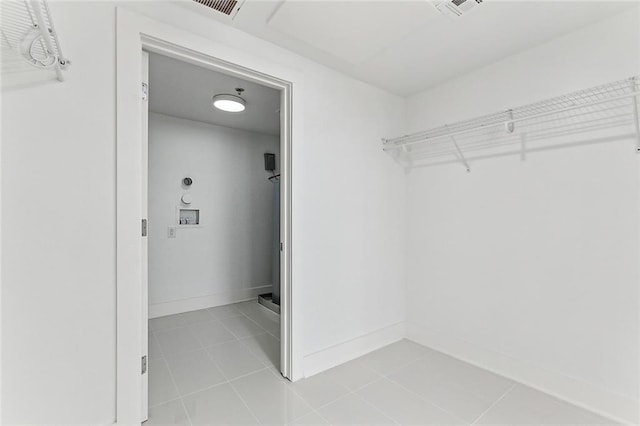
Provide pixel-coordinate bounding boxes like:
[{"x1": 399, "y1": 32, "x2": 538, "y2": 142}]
[
  {"x1": 192, "y1": 0, "x2": 238, "y2": 16},
  {"x1": 434, "y1": 0, "x2": 483, "y2": 18}
]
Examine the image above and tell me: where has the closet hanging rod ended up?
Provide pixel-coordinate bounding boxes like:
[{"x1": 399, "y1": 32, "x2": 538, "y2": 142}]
[{"x1": 384, "y1": 87, "x2": 640, "y2": 151}]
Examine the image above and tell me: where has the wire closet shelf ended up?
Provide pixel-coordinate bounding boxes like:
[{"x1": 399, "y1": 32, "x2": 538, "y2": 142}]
[
  {"x1": 1, "y1": 0, "x2": 69, "y2": 81},
  {"x1": 383, "y1": 76, "x2": 640, "y2": 171}
]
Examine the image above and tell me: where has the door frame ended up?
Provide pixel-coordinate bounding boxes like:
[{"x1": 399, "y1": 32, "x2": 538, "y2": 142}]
[{"x1": 116, "y1": 8, "x2": 295, "y2": 424}]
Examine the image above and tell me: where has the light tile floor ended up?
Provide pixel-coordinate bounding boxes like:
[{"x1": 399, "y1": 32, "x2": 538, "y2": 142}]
[{"x1": 146, "y1": 301, "x2": 618, "y2": 425}]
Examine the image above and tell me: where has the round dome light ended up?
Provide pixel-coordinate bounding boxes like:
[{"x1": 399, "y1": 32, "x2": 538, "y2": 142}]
[{"x1": 212, "y1": 94, "x2": 246, "y2": 112}]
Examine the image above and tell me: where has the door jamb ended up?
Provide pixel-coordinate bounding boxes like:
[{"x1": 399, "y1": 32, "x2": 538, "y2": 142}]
[{"x1": 116, "y1": 8, "x2": 294, "y2": 424}]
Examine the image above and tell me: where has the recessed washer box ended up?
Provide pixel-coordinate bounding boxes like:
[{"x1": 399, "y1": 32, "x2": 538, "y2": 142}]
[{"x1": 177, "y1": 207, "x2": 200, "y2": 226}]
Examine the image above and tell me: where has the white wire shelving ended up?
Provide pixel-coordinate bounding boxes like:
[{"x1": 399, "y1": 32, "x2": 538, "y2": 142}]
[
  {"x1": 1, "y1": 0, "x2": 69, "y2": 82},
  {"x1": 383, "y1": 76, "x2": 640, "y2": 171}
]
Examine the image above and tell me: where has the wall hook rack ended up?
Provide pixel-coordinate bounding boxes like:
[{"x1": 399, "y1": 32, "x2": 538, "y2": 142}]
[
  {"x1": 383, "y1": 76, "x2": 640, "y2": 170},
  {"x1": 1, "y1": 0, "x2": 70, "y2": 82}
]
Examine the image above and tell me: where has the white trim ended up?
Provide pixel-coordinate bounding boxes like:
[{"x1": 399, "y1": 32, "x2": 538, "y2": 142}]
[
  {"x1": 149, "y1": 285, "x2": 273, "y2": 318},
  {"x1": 140, "y1": 49, "x2": 149, "y2": 422},
  {"x1": 406, "y1": 322, "x2": 638, "y2": 425},
  {"x1": 303, "y1": 322, "x2": 406, "y2": 378},
  {"x1": 116, "y1": 8, "x2": 297, "y2": 424}
]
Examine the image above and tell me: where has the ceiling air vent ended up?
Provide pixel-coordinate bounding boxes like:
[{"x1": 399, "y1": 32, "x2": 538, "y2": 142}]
[
  {"x1": 192, "y1": 0, "x2": 238, "y2": 16},
  {"x1": 434, "y1": 0, "x2": 482, "y2": 18}
]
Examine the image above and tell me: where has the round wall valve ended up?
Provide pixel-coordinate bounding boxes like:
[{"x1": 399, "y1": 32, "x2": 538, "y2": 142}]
[
  {"x1": 183, "y1": 177, "x2": 193, "y2": 186},
  {"x1": 181, "y1": 194, "x2": 193, "y2": 205}
]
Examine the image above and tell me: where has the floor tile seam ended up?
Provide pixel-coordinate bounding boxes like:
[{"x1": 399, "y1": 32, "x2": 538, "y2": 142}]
[
  {"x1": 206, "y1": 317, "x2": 247, "y2": 341},
  {"x1": 355, "y1": 375, "x2": 470, "y2": 425},
  {"x1": 228, "y1": 370, "x2": 317, "y2": 425},
  {"x1": 148, "y1": 395, "x2": 181, "y2": 409},
  {"x1": 179, "y1": 314, "x2": 219, "y2": 326},
  {"x1": 382, "y1": 374, "x2": 471, "y2": 425},
  {"x1": 220, "y1": 313, "x2": 266, "y2": 339},
  {"x1": 177, "y1": 396, "x2": 194, "y2": 426},
  {"x1": 235, "y1": 339, "x2": 277, "y2": 370},
  {"x1": 240, "y1": 309, "x2": 279, "y2": 336},
  {"x1": 152, "y1": 318, "x2": 229, "y2": 336},
  {"x1": 348, "y1": 375, "x2": 388, "y2": 393},
  {"x1": 209, "y1": 311, "x2": 246, "y2": 321},
  {"x1": 150, "y1": 323, "x2": 189, "y2": 334},
  {"x1": 161, "y1": 343, "x2": 214, "y2": 360},
  {"x1": 288, "y1": 407, "x2": 329, "y2": 424},
  {"x1": 153, "y1": 332, "x2": 197, "y2": 426},
  {"x1": 176, "y1": 368, "x2": 275, "y2": 403},
  {"x1": 227, "y1": 376, "x2": 263, "y2": 424},
  {"x1": 164, "y1": 343, "x2": 230, "y2": 398},
  {"x1": 203, "y1": 343, "x2": 270, "y2": 383},
  {"x1": 470, "y1": 382, "x2": 517, "y2": 425},
  {"x1": 206, "y1": 335, "x2": 274, "y2": 372},
  {"x1": 197, "y1": 336, "x2": 240, "y2": 350},
  {"x1": 295, "y1": 381, "x2": 362, "y2": 413},
  {"x1": 237, "y1": 331, "x2": 275, "y2": 355},
  {"x1": 165, "y1": 365, "x2": 282, "y2": 407},
  {"x1": 154, "y1": 326, "x2": 202, "y2": 346},
  {"x1": 285, "y1": 364, "x2": 387, "y2": 412},
  {"x1": 351, "y1": 391, "x2": 401, "y2": 425},
  {"x1": 373, "y1": 356, "x2": 429, "y2": 378}
]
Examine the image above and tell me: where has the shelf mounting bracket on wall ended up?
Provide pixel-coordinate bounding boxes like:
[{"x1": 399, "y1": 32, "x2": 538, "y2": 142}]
[
  {"x1": 451, "y1": 135, "x2": 470, "y2": 172},
  {"x1": 0, "y1": 0, "x2": 70, "y2": 82}
]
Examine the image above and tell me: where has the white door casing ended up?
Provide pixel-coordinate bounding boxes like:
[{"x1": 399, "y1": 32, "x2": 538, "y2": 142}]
[
  {"x1": 116, "y1": 8, "x2": 297, "y2": 424},
  {"x1": 140, "y1": 50, "x2": 149, "y2": 422}
]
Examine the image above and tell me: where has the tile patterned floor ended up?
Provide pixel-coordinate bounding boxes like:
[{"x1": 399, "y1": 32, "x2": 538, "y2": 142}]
[{"x1": 146, "y1": 301, "x2": 618, "y2": 425}]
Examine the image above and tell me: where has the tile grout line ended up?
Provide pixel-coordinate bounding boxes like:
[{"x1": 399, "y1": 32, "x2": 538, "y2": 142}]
[
  {"x1": 154, "y1": 315, "x2": 275, "y2": 424},
  {"x1": 151, "y1": 302, "x2": 282, "y2": 424},
  {"x1": 227, "y1": 380, "x2": 263, "y2": 425},
  {"x1": 470, "y1": 382, "x2": 517, "y2": 425},
  {"x1": 349, "y1": 385, "x2": 401, "y2": 425},
  {"x1": 220, "y1": 304, "x2": 278, "y2": 340},
  {"x1": 237, "y1": 306, "x2": 281, "y2": 341},
  {"x1": 153, "y1": 331, "x2": 195, "y2": 426},
  {"x1": 283, "y1": 347, "x2": 429, "y2": 421},
  {"x1": 382, "y1": 373, "x2": 470, "y2": 424},
  {"x1": 168, "y1": 367, "x2": 268, "y2": 401},
  {"x1": 286, "y1": 374, "x2": 398, "y2": 425}
]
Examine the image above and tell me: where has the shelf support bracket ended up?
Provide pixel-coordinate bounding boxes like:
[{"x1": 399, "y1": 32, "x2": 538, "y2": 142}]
[
  {"x1": 451, "y1": 136, "x2": 470, "y2": 173},
  {"x1": 631, "y1": 77, "x2": 640, "y2": 153},
  {"x1": 505, "y1": 109, "x2": 515, "y2": 134}
]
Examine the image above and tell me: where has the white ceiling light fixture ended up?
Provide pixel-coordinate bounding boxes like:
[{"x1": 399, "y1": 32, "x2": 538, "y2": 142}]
[{"x1": 212, "y1": 88, "x2": 246, "y2": 112}]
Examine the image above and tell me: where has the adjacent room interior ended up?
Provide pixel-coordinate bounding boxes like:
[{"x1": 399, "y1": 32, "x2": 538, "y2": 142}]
[
  {"x1": 144, "y1": 51, "x2": 284, "y2": 416},
  {"x1": 1, "y1": 0, "x2": 639, "y2": 425}
]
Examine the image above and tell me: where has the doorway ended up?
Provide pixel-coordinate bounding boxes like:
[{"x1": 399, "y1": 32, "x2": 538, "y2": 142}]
[
  {"x1": 142, "y1": 51, "x2": 285, "y2": 421},
  {"x1": 116, "y1": 9, "x2": 294, "y2": 424}
]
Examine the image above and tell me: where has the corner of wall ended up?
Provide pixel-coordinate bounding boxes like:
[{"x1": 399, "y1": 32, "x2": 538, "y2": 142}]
[
  {"x1": 302, "y1": 322, "x2": 406, "y2": 378},
  {"x1": 406, "y1": 322, "x2": 639, "y2": 424}
]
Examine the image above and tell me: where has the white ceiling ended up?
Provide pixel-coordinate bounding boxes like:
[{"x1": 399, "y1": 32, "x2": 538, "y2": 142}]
[
  {"x1": 148, "y1": 53, "x2": 281, "y2": 135},
  {"x1": 181, "y1": 0, "x2": 636, "y2": 96}
]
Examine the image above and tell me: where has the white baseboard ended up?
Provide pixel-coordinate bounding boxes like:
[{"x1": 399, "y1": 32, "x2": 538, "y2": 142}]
[
  {"x1": 406, "y1": 322, "x2": 638, "y2": 425},
  {"x1": 149, "y1": 285, "x2": 272, "y2": 318},
  {"x1": 303, "y1": 322, "x2": 406, "y2": 378}
]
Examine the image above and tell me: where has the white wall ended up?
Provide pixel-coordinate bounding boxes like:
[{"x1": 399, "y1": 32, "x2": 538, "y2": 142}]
[
  {"x1": 0, "y1": 2, "x2": 406, "y2": 423},
  {"x1": 148, "y1": 113, "x2": 279, "y2": 314},
  {"x1": 404, "y1": 10, "x2": 640, "y2": 423}
]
